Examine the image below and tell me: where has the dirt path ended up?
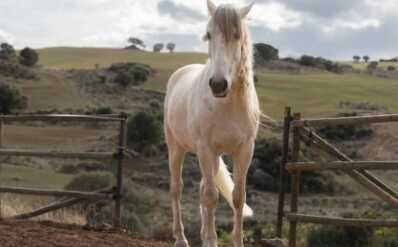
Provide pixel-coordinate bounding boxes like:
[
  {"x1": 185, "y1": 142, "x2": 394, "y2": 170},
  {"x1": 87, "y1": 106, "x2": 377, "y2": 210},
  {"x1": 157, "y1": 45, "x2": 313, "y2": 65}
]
[{"x1": 0, "y1": 220, "x2": 170, "y2": 247}]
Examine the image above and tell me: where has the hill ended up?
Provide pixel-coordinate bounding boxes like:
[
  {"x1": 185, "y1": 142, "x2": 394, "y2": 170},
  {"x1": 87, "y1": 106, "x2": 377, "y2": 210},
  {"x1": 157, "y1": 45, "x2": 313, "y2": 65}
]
[{"x1": 37, "y1": 47, "x2": 398, "y2": 119}]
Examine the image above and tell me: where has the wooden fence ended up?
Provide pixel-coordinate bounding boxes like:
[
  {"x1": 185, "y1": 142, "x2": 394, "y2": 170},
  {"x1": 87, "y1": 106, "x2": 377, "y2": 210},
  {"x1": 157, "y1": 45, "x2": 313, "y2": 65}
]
[
  {"x1": 275, "y1": 107, "x2": 398, "y2": 247},
  {"x1": 0, "y1": 113, "x2": 128, "y2": 227}
]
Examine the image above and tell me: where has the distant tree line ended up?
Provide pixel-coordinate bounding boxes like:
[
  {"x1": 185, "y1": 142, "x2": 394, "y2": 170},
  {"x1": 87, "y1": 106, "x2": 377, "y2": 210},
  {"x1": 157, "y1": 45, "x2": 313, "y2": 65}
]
[{"x1": 126, "y1": 37, "x2": 176, "y2": 53}]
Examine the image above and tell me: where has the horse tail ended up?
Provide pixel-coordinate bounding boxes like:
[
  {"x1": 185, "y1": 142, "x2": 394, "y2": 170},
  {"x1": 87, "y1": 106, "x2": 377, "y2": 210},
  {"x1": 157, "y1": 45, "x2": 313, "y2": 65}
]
[{"x1": 214, "y1": 157, "x2": 253, "y2": 217}]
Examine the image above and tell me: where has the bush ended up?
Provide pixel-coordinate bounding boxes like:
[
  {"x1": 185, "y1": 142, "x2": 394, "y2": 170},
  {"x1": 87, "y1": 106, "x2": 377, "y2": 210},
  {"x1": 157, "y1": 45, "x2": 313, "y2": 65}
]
[
  {"x1": 93, "y1": 106, "x2": 113, "y2": 115},
  {"x1": 0, "y1": 60, "x2": 38, "y2": 79},
  {"x1": 307, "y1": 225, "x2": 373, "y2": 247},
  {"x1": 114, "y1": 71, "x2": 134, "y2": 87},
  {"x1": 250, "y1": 138, "x2": 336, "y2": 194},
  {"x1": 127, "y1": 111, "x2": 162, "y2": 152},
  {"x1": 57, "y1": 164, "x2": 79, "y2": 174},
  {"x1": 19, "y1": 47, "x2": 39, "y2": 67},
  {"x1": 298, "y1": 55, "x2": 343, "y2": 73},
  {"x1": 318, "y1": 113, "x2": 373, "y2": 141},
  {"x1": 65, "y1": 171, "x2": 114, "y2": 192},
  {"x1": 300, "y1": 55, "x2": 318, "y2": 67},
  {"x1": 387, "y1": 65, "x2": 396, "y2": 71},
  {"x1": 0, "y1": 84, "x2": 28, "y2": 114},
  {"x1": 67, "y1": 175, "x2": 157, "y2": 234},
  {"x1": 108, "y1": 62, "x2": 153, "y2": 87}
]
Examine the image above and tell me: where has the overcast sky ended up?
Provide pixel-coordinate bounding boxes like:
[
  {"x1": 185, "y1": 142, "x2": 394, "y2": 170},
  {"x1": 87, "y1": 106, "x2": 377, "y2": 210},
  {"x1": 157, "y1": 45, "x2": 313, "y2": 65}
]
[{"x1": 0, "y1": 0, "x2": 397, "y2": 60}]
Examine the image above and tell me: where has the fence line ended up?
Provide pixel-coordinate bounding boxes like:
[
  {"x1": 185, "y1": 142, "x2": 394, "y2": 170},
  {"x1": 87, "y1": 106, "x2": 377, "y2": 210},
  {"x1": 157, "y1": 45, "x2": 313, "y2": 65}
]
[
  {"x1": 0, "y1": 113, "x2": 128, "y2": 227},
  {"x1": 275, "y1": 107, "x2": 398, "y2": 247}
]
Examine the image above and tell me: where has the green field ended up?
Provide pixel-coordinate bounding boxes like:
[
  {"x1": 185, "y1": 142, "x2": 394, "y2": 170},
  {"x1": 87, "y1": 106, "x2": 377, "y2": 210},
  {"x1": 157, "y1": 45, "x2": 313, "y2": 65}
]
[{"x1": 38, "y1": 47, "x2": 398, "y2": 119}]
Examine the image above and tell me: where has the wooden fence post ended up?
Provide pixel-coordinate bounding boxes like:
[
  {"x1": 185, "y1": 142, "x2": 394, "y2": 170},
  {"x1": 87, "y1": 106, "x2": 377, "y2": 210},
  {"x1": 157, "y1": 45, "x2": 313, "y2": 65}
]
[
  {"x1": 113, "y1": 112, "x2": 127, "y2": 228},
  {"x1": 276, "y1": 107, "x2": 292, "y2": 238},
  {"x1": 289, "y1": 113, "x2": 301, "y2": 247},
  {"x1": 0, "y1": 117, "x2": 3, "y2": 148}
]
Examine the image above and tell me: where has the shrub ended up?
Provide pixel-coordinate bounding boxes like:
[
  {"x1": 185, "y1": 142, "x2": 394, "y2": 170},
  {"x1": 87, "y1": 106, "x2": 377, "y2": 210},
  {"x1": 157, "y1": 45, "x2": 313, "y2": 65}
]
[
  {"x1": 0, "y1": 60, "x2": 38, "y2": 79},
  {"x1": 65, "y1": 171, "x2": 114, "y2": 192},
  {"x1": 127, "y1": 111, "x2": 162, "y2": 152},
  {"x1": 307, "y1": 225, "x2": 373, "y2": 247},
  {"x1": 108, "y1": 62, "x2": 152, "y2": 87},
  {"x1": 71, "y1": 177, "x2": 157, "y2": 234},
  {"x1": 57, "y1": 164, "x2": 79, "y2": 174},
  {"x1": 299, "y1": 55, "x2": 317, "y2": 67},
  {"x1": 19, "y1": 47, "x2": 39, "y2": 67},
  {"x1": 0, "y1": 84, "x2": 28, "y2": 114},
  {"x1": 318, "y1": 113, "x2": 373, "y2": 141},
  {"x1": 387, "y1": 65, "x2": 396, "y2": 71},
  {"x1": 93, "y1": 106, "x2": 113, "y2": 115},
  {"x1": 114, "y1": 71, "x2": 134, "y2": 87},
  {"x1": 250, "y1": 138, "x2": 336, "y2": 194},
  {"x1": 371, "y1": 228, "x2": 398, "y2": 247}
]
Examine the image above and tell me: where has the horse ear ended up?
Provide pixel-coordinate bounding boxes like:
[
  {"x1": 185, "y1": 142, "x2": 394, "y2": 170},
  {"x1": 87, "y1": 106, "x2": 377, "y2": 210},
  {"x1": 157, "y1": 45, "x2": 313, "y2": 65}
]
[
  {"x1": 207, "y1": 0, "x2": 216, "y2": 17},
  {"x1": 239, "y1": 2, "x2": 254, "y2": 19}
]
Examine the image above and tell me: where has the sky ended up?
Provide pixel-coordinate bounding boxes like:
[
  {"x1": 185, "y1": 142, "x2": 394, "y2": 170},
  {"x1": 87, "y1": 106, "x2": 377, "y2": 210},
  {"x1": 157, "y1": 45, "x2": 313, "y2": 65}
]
[{"x1": 0, "y1": 0, "x2": 397, "y2": 60}]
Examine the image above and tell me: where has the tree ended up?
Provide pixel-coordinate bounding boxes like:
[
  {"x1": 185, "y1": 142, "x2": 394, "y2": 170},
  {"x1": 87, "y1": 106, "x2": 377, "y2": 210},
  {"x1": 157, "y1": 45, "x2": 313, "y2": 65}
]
[
  {"x1": 0, "y1": 43, "x2": 16, "y2": 61},
  {"x1": 153, "y1": 43, "x2": 164, "y2": 52},
  {"x1": 127, "y1": 37, "x2": 145, "y2": 50},
  {"x1": 363, "y1": 55, "x2": 370, "y2": 63},
  {"x1": 166, "y1": 42, "x2": 176, "y2": 53},
  {"x1": 19, "y1": 47, "x2": 39, "y2": 67},
  {"x1": 127, "y1": 111, "x2": 162, "y2": 151},
  {"x1": 0, "y1": 84, "x2": 28, "y2": 114},
  {"x1": 253, "y1": 43, "x2": 279, "y2": 65},
  {"x1": 353, "y1": 55, "x2": 361, "y2": 63}
]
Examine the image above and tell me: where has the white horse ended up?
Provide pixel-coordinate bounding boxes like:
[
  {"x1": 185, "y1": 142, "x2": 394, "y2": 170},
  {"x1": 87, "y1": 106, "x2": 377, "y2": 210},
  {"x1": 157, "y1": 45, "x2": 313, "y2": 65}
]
[{"x1": 164, "y1": 1, "x2": 260, "y2": 247}]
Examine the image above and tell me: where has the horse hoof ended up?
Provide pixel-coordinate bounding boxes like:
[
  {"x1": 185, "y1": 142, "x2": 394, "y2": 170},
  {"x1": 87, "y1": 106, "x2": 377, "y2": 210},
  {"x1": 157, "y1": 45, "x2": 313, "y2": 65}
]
[{"x1": 175, "y1": 239, "x2": 190, "y2": 247}]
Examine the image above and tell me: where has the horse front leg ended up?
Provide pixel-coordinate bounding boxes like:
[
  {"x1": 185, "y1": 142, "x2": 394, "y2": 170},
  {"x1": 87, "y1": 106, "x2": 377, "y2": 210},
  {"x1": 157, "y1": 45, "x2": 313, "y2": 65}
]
[
  {"x1": 232, "y1": 140, "x2": 255, "y2": 247},
  {"x1": 167, "y1": 138, "x2": 189, "y2": 247},
  {"x1": 197, "y1": 144, "x2": 219, "y2": 247}
]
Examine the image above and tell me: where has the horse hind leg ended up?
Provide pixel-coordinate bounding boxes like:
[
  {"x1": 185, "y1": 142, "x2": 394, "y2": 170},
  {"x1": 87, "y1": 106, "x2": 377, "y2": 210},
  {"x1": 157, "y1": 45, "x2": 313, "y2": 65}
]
[{"x1": 167, "y1": 132, "x2": 189, "y2": 247}]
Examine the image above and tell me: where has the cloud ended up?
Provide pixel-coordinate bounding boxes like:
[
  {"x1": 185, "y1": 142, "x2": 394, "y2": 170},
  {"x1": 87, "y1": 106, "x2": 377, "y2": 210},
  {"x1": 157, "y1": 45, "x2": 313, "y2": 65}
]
[
  {"x1": 0, "y1": 29, "x2": 15, "y2": 43},
  {"x1": 157, "y1": 0, "x2": 206, "y2": 23},
  {"x1": 0, "y1": 0, "x2": 396, "y2": 59}
]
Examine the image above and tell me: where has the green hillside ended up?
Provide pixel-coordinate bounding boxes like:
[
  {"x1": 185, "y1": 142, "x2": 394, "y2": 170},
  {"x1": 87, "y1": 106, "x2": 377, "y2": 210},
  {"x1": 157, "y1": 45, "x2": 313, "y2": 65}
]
[{"x1": 37, "y1": 47, "x2": 398, "y2": 119}]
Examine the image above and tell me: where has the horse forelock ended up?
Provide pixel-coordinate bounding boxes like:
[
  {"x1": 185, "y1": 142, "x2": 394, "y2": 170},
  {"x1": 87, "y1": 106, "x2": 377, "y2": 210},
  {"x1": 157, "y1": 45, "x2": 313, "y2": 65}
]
[{"x1": 213, "y1": 4, "x2": 242, "y2": 43}]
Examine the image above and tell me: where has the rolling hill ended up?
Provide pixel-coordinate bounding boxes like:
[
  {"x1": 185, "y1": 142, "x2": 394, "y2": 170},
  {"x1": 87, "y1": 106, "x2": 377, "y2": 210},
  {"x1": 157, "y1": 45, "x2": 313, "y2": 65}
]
[{"x1": 37, "y1": 47, "x2": 398, "y2": 119}]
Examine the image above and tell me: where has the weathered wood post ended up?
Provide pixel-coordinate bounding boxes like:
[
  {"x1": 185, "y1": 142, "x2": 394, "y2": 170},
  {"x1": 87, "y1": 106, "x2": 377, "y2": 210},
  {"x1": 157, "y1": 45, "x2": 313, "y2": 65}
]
[
  {"x1": 0, "y1": 116, "x2": 4, "y2": 148},
  {"x1": 289, "y1": 113, "x2": 301, "y2": 247},
  {"x1": 276, "y1": 107, "x2": 292, "y2": 238},
  {"x1": 113, "y1": 112, "x2": 127, "y2": 228}
]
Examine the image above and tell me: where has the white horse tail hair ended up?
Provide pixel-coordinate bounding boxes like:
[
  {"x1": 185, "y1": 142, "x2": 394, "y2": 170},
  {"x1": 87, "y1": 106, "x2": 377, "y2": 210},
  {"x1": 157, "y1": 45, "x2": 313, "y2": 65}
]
[{"x1": 214, "y1": 157, "x2": 254, "y2": 217}]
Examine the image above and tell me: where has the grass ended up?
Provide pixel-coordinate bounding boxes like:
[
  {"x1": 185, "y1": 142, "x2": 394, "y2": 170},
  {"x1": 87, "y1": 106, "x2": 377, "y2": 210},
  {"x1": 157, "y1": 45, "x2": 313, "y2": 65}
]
[
  {"x1": 0, "y1": 164, "x2": 73, "y2": 189},
  {"x1": 0, "y1": 194, "x2": 86, "y2": 224},
  {"x1": 37, "y1": 48, "x2": 398, "y2": 120}
]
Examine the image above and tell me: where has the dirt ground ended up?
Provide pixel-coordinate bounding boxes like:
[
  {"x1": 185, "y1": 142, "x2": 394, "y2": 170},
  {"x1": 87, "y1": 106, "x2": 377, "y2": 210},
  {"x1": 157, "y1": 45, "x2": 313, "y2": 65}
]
[{"x1": 0, "y1": 219, "x2": 170, "y2": 247}]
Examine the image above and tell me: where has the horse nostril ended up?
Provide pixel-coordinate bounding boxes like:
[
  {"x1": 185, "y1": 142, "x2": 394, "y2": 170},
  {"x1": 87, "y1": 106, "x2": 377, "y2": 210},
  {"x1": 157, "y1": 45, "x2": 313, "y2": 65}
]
[
  {"x1": 209, "y1": 78, "x2": 214, "y2": 87},
  {"x1": 222, "y1": 79, "x2": 228, "y2": 90}
]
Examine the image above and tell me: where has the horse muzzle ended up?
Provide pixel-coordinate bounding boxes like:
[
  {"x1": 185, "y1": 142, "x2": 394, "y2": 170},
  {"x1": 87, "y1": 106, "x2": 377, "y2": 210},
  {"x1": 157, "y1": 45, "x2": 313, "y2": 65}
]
[{"x1": 209, "y1": 78, "x2": 228, "y2": 98}]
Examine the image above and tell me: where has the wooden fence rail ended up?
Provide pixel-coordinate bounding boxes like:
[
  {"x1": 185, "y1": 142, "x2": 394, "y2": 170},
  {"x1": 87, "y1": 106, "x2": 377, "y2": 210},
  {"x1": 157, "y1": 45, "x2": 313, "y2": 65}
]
[
  {"x1": 0, "y1": 113, "x2": 128, "y2": 228},
  {"x1": 275, "y1": 107, "x2": 398, "y2": 247}
]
